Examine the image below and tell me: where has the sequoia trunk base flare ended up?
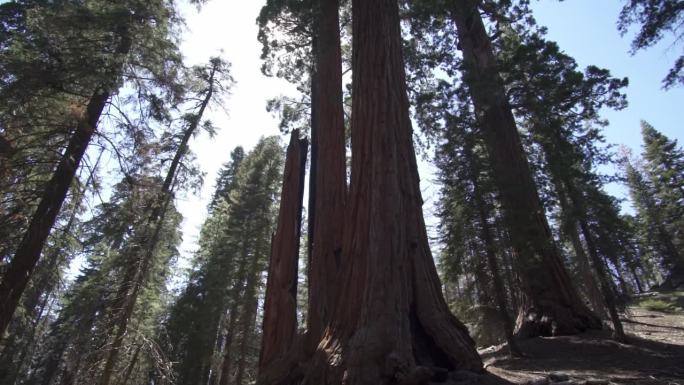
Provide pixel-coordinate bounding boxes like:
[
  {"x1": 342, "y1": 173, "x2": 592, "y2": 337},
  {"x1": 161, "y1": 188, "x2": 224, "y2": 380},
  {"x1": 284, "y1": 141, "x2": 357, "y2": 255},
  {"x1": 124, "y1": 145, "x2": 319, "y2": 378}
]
[{"x1": 258, "y1": 1, "x2": 487, "y2": 384}]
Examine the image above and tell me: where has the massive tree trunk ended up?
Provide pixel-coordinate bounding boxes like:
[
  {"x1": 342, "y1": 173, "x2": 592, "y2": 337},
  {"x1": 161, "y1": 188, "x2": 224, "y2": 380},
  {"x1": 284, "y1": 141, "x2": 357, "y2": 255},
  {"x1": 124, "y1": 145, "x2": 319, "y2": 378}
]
[
  {"x1": 299, "y1": 1, "x2": 482, "y2": 383},
  {"x1": 259, "y1": 131, "x2": 308, "y2": 370},
  {"x1": 449, "y1": 0, "x2": 600, "y2": 338},
  {"x1": 306, "y1": 0, "x2": 348, "y2": 351}
]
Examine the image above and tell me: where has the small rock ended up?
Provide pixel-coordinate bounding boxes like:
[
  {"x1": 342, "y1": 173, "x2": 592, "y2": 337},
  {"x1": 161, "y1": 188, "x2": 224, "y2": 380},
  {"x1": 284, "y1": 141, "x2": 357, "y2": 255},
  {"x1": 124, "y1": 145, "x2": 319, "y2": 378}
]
[{"x1": 549, "y1": 373, "x2": 570, "y2": 382}]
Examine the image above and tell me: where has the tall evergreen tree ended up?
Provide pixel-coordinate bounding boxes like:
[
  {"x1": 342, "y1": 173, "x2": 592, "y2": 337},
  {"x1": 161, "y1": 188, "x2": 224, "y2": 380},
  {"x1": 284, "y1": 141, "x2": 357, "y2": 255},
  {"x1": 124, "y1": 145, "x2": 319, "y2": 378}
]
[
  {"x1": 625, "y1": 122, "x2": 684, "y2": 289},
  {"x1": 165, "y1": 137, "x2": 284, "y2": 385},
  {"x1": 446, "y1": 0, "x2": 600, "y2": 337},
  {"x1": 0, "y1": 0, "x2": 193, "y2": 337},
  {"x1": 618, "y1": 0, "x2": 684, "y2": 88}
]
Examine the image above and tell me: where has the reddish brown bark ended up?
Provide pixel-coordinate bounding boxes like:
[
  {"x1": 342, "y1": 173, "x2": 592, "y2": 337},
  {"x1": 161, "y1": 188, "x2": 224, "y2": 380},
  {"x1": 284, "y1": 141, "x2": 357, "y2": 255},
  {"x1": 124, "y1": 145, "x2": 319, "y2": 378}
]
[
  {"x1": 306, "y1": 0, "x2": 348, "y2": 351},
  {"x1": 300, "y1": 1, "x2": 482, "y2": 383},
  {"x1": 450, "y1": 0, "x2": 600, "y2": 338},
  {"x1": 259, "y1": 130, "x2": 308, "y2": 370}
]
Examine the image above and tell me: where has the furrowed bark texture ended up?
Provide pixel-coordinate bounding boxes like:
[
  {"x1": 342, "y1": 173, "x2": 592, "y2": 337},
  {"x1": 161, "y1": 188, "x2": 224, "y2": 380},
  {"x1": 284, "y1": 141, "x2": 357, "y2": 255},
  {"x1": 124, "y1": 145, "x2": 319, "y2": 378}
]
[
  {"x1": 450, "y1": 0, "x2": 600, "y2": 338},
  {"x1": 306, "y1": 0, "x2": 348, "y2": 351},
  {"x1": 302, "y1": 1, "x2": 482, "y2": 383},
  {"x1": 260, "y1": 130, "x2": 308, "y2": 370}
]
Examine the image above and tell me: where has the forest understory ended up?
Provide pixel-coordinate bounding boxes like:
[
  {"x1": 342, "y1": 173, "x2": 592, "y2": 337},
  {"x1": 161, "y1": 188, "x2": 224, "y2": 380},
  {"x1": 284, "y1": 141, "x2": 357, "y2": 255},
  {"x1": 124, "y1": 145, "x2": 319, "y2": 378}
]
[
  {"x1": 2, "y1": 1, "x2": 684, "y2": 385},
  {"x1": 482, "y1": 291, "x2": 684, "y2": 385}
]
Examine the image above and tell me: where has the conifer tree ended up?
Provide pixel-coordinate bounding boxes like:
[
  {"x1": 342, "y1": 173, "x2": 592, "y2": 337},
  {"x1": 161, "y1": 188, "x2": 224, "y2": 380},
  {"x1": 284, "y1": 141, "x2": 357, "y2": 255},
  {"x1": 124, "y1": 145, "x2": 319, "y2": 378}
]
[
  {"x1": 446, "y1": 0, "x2": 600, "y2": 337},
  {"x1": 625, "y1": 123, "x2": 684, "y2": 288},
  {"x1": 165, "y1": 137, "x2": 284, "y2": 385},
  {"x1": 618, "y1": 0, "x2": 684, "y2": 88},
  {"x1": 0, "y1": 0, "x2": 193, "y2": 336}
]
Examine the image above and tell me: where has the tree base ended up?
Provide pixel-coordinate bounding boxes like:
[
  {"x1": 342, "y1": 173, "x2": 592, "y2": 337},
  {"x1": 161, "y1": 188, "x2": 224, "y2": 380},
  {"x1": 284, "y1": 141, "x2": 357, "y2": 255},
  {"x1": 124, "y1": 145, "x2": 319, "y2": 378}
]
[
  {"x1": 515, "y1": 301, "x2": 602, "y2": 339},
  {"x1": 658, "y1": 268, "x2": 684, "y2": 291}
]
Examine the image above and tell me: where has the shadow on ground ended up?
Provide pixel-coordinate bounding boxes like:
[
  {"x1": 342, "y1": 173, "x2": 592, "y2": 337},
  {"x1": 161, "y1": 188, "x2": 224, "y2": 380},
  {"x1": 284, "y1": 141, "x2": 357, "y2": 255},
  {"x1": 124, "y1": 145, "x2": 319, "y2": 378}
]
[{"x1": 481, "y1": 329, "x2": 684, "y2": 385}]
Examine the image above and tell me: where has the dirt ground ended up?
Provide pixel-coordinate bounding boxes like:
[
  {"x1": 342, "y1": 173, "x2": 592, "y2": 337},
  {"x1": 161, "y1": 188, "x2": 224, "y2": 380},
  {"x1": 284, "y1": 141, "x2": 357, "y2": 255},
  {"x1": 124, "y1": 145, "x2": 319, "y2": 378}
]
[{"x1": 479, "y1": 293, "x2": 684, "y2": 385}]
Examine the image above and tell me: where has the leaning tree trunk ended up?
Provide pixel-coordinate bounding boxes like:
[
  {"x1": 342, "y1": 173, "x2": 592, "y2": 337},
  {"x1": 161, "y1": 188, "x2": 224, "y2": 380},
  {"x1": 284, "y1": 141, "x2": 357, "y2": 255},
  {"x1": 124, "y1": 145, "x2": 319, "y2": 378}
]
[
  {"x1": 556, "y1": 181, "x2": 607, "y2": 319},
  {"x1": 306, "y1": 0, "x2": 349, "y2": 352},
  {"x1": 294, "y1": 1, "x2": 483, "y2": 384},
  {"x1": 98, "y1": 63, "x2": 218, "y2": 385},
  {"x1": 449, "y1": 0, "x2": 600, "y2": 338},
  {"x1": 98, "y1": 192, "x2": 174, "y2": 385},
  {"x1": 259, "y1": 130, "x2": 308, "y2": 370},
  {"x1": 0, "y1": 28, "x2": 132, "y2": 338},
  {"x1": 0, "y1": 90, "x2": 109, "y2": 338},
  {"x1": 464, "y1": 136, "x2": 521, "y2": 356},
  {"x1": 576, "y1": 219, "x2": 627, "y2": 342}
]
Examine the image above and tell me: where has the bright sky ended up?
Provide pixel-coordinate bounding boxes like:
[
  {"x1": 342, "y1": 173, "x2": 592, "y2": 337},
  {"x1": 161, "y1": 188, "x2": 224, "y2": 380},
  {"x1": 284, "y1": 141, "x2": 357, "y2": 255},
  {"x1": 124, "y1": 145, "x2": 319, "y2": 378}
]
[{"x1": 174, "y1": 0, "x2": 684, "y2": 261}]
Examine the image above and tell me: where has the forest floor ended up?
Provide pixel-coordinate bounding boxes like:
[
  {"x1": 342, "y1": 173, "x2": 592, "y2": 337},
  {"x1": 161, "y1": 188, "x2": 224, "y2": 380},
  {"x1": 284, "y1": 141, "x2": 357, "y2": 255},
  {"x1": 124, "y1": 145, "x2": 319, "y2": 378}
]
[{"x1": 481, "y1": 291, "x2": 684, "y2": 385}]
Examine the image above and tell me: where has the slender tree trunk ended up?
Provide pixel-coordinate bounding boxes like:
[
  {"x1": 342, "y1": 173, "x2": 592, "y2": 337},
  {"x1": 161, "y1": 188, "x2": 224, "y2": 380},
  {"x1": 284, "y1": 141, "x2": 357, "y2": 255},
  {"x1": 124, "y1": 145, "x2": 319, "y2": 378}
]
[
  {"x1": 576, "y1": 220, "x2": 627, "y2": 342},
  {"x1": 306, "y1": 0, "x2": 348, "y2": 351},
  {"x1": 98, "y1": 191, "x2": 174, "y2": 385},
  {"x1": 217, "y1": 243, "x2": 252, "y2": 385},
  {"x1": 498, "y1": 228, "x2": 521, "y2": 311},
  {"x1": 464, "y1": 137, "x2": 521, "y2": 356},
  {"x1": 566, "y1": 221, "x2": 607, "y2": 318},
  {"x1": 0, "y1": 25, "x2": 132, "y2": 337},
  {"x1": 469, "y1": 240, "x2": 493, "y2": 306},
  {"x1": 630, "y1": 266, "x2": 644, "y2": 293},
  {"x1": 98, "y1": 64, "x2": 218, "y2": 385},
  {"x1": 117, "y1": 343, "x2": 143, "y2": 385},
  {"x1": 235, "y1": 273, "x2": 260, "y2": 385},
  {"x1": 0, "y1": 91, "x2": 109, "y2": 338},
  {"x1": 449, "y1": 0, "x2": 600, "y2": 338},
  {"x1": 259, "y1": 131, "x2": 307, "y2": 370},
  {"x1": 556, "y1": 184, "x2": 607, "y2": 319},
  {"x1": 217, "y1": 307, "x2": 240, "y2": 385}
]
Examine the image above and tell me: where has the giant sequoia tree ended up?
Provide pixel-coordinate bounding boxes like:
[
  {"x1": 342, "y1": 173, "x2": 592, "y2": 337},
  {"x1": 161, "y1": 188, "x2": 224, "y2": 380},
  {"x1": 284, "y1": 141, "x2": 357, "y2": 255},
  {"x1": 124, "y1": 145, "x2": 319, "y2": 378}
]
[
  {"x1": 447, "y1": 0, "x2": 600, "y2": 337},
  {"x1": 259, "y1": 1, "x2": 482, "y2": 384}
]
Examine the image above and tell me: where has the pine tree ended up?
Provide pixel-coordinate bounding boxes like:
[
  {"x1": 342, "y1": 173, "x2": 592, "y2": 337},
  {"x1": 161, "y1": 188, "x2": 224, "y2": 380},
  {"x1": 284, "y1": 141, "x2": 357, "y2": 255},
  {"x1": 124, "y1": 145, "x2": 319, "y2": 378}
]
[
  {"x1": 0, "y1": 0, "x2": 192, "y2": 337},
  {"x1": 447, "y1": 0, "x2": 600, "y2": 337},
  {"x1": 618, "y1": 0, "x2": 684, "y2": 88},
  {"x1": 627, "y1": 122, "x2": 684, "y2": 288},
  {"x1": 165, "y1": 137, "x2": 284, "y2": 385},
  {"x1": 28, "y1": 175, "x2": 182, "y2": 385}
]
